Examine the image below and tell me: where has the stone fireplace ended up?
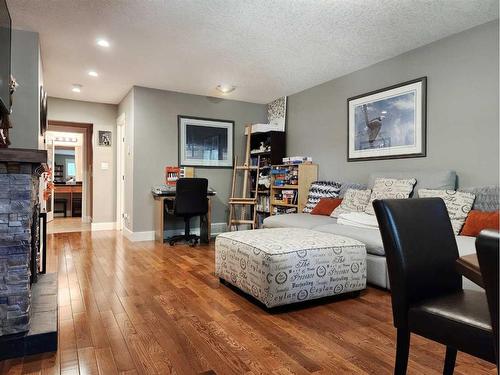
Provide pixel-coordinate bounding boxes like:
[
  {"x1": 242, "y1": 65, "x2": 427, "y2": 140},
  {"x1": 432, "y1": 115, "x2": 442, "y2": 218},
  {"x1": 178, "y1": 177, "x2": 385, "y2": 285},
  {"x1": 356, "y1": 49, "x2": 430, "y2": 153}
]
[{"x1": 0, "y1": 148, "x2": 57, "y2": 359}]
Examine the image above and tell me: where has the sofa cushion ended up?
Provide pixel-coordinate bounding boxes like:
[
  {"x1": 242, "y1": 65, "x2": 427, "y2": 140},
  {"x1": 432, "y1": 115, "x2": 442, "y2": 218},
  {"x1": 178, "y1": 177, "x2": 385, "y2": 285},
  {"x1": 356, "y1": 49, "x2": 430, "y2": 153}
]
[
  {"x1": 263, "y1": 213, "x2": 335, "y2": 229},
  {"x1": 460, "y1": 210, "x2": 499, "y2": 237},
  {"x1": 365, "y1": 177, "x2": 416, "y2": 215},
  {"x1": 310, "y1": 198, "x2": 342, "y2": 216},
  {"x1": 455, "y1": 235, "x2": 477, "y2": 256},
  {"x1": 303, "y1": 181, "x2": 341, "y2": 213},
  {"x1": 368, "y1": 170, "x2": 456, "y2": 195},
  {"x1": 339, "y1": 182, "x2": 368, "y2": 198},
  {"x1": 418, "y1": 189, "x2": 475, "y2": 235},
  {"x1": 313, "y1": 222, "x2": 385, "y2": 256},
  {"x1": 459, "y1": 185, "x2": 500, "y2": 211},
  {"x1": 331, "y1": 188, "x2": 372, "y2": 218}
]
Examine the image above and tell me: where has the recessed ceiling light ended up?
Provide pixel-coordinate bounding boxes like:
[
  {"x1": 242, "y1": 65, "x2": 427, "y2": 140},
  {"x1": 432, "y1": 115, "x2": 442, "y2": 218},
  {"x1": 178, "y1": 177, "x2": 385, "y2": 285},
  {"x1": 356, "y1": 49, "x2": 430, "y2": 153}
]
[
  {"x1": 88, "y1": 70, "x2": 98, "y2": 77},
  {"x1": 216, "y1": 84, "x2": 236, "y2": 94},
  {"x1": 96, "y1": 38, "x2": 110, "y2": 48},
  {"x1": 71, "y1": 84, "x2": 82, "y2": 93}
]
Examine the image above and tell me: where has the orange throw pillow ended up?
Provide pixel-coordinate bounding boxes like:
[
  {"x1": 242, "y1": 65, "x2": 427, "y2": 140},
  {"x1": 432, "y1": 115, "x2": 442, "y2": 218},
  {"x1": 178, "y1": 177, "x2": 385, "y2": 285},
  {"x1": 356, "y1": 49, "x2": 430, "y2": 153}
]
[
  {"x1": 460, "y1": 210, "x2": 500, "y2": 237},
  {"x1": 310, "y1": 198, "x2": 343, "y2": 216}
]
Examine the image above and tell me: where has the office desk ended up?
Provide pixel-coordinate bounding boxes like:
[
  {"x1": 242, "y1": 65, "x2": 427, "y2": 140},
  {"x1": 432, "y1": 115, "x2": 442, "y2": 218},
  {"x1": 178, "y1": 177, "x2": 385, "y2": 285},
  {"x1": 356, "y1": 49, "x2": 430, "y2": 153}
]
[{"x1": 152, "y1": 189, "x2": 216, "y2": 244}]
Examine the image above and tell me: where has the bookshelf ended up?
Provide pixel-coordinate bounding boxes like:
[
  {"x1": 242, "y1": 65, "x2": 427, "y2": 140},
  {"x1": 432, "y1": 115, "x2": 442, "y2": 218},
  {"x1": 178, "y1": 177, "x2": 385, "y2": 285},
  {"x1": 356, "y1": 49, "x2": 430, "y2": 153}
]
[
  {"x1": 248, "y1": 131, "x2": 286, "y2": 227},
  {"x1": 270, "y1": 163, "x2": 318, "y2": 215},
  {"x1": 54, "y1": 164, "x2": 64, "y2": 181}
]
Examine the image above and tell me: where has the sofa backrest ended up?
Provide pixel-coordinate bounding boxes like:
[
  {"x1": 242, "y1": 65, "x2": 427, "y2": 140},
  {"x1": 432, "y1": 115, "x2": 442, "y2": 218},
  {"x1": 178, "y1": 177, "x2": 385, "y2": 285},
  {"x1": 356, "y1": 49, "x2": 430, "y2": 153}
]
[
  {"x1": 367, "y1": 170, "x2": 457, "y2": 196},
  {"x1": 459, "y1": 185, "x2": 500, "y2": 211}
]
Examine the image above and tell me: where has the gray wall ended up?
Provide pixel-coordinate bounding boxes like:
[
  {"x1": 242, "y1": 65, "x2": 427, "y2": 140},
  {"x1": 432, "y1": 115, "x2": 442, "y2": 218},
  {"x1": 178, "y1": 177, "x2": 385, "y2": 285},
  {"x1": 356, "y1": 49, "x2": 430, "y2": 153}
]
[
  {"x1": 287, "y1": 20, "x2": 499, "y2": 188},
  {"x1": 47, "y1": 97, "x2": 118, "y2": 224},
  {"x1": 126, "y1": 86, "x2": 267, "y2": 232},
  {"x1": 10, "y1": 30, "x2": 42, "y2": 149}
]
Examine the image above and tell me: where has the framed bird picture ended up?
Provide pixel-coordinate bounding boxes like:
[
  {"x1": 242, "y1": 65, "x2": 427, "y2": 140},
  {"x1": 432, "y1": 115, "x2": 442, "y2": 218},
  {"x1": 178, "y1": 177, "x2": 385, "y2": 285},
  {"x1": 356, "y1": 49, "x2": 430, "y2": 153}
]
[{"x1": 347, "y1": 77, "x2": 426, "y2": 162}]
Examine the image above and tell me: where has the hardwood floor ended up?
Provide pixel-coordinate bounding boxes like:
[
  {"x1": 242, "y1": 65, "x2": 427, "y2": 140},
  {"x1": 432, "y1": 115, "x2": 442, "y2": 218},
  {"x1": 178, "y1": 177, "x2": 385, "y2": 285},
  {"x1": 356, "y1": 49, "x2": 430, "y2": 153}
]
[
  {"x1": 47, "y1": 217, "x2": 91, "y2": 234},
  {"x1": 0, "y1": 230, "x2": 495, "y2": 374}
]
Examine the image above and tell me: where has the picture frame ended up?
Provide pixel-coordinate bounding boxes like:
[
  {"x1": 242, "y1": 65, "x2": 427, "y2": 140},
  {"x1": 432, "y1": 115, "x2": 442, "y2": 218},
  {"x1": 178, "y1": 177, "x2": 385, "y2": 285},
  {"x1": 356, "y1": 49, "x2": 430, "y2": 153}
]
[
  {"x1": 178, "y1": 115, "x2": 234, "y2": 168},
  {"x1": 347, "y1": 77, "x2": 427, "y2": 162},
  {"x1": 98, "y1": 130, "x2": 112, "y2": 147}
]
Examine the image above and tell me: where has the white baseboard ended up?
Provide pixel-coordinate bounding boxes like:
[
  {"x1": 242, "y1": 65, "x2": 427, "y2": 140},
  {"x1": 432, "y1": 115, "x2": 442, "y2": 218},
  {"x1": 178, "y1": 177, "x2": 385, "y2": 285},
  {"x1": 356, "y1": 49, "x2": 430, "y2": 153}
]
[
  {"x1": 163, "y1": 222, "x2": 227, "y2": 238},
  {"x1": 91, "y1": 222, "x2": 116, "y2": 231},
  {"x1": 211, "y1": 222, "x2": 227, "y2": 236},
  {"x1": 123, "y1": 222, "x2": 227, "y2": 242},
  {"x1": 123, "y1": 226, "x2": 155, "y2": 242}
]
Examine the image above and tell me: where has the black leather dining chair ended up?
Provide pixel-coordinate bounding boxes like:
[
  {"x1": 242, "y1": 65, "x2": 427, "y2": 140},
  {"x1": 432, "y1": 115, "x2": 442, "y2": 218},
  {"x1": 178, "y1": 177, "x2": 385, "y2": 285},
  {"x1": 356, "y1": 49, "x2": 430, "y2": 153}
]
[
  {"x1": 373, "y1": 198, "x2": 495, "y2": 375},
  {"x1": 167, "y1": 178, "x2": 208, "y2": 246},
  {"x1": 476, "y1": 230, "x2": 499, "y2": 369}
]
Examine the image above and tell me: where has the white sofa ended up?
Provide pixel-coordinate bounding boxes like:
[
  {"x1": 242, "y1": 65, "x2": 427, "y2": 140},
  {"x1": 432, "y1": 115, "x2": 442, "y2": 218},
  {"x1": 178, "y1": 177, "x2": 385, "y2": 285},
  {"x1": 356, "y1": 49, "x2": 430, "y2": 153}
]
[{"x1": 264, "y1": 170, "x2": 493, "y2": 291}]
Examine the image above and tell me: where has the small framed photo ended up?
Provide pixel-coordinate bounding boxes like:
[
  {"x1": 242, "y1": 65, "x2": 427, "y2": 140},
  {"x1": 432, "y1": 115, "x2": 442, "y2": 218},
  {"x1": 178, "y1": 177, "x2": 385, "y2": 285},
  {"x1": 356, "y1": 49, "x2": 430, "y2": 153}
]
[
  {"x1": 98, "y1": 130, "x2": 112, "y2": 147},
  {"x1": 347, "y1": 77, "x2": 427, "y2": 162},
  {"x1": 178, "y1": 115, "x2": 234, "y2": 168}
]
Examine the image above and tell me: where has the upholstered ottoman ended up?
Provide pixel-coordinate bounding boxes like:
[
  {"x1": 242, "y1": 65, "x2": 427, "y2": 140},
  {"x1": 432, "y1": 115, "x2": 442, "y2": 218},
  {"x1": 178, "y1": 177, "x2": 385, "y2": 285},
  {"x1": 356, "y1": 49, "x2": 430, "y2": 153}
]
[{"x1": 215, "y1": 228, "x2": 366, "y2": 308}]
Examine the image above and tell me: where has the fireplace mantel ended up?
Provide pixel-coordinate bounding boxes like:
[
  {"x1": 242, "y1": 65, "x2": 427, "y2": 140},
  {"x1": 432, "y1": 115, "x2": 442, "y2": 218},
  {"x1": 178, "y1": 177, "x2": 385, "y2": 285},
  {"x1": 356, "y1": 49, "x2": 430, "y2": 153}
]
[{"x1": 0, "y1": 148, "x2": 47, "y2": 164}]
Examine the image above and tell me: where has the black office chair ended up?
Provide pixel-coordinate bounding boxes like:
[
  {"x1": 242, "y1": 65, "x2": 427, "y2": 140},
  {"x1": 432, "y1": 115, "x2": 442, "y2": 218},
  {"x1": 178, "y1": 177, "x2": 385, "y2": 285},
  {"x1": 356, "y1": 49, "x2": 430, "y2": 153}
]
[
  {"x1": 476, "y1": 230, "x2": 499, "y2": 369},
  {"x1": 373, "y1": 198, "x2": 495, "y2": 375},
  {"x1": 167, "y1": 178, "x2": 208, "y2": 247}
]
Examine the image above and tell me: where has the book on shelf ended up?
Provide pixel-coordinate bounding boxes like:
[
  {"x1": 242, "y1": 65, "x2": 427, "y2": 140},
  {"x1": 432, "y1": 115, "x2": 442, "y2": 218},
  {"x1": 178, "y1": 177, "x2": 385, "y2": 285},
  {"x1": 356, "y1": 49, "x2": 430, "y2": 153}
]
[
  {"x1": 282, "y1": 156, "x2": 312, "y2": 164},
  {"x1": 272, "y1": 206, "x2": 297, "y2": 215},
  {"x1": 273, "y1": 189, "x2": 297, "y2": 205},
  {"x1": 271, "y1": 165, "x2": 299, "y2": 187},
  {"x1": 256, "y1": 195, "x2": 270, "y2": 213}
]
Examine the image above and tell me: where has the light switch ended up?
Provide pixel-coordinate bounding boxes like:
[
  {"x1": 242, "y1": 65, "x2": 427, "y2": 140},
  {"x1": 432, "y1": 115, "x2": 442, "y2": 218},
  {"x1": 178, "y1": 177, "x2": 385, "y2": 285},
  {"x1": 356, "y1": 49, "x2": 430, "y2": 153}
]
[{"x1": 101, "y1": 162, "x2": 109, "y2": 170}]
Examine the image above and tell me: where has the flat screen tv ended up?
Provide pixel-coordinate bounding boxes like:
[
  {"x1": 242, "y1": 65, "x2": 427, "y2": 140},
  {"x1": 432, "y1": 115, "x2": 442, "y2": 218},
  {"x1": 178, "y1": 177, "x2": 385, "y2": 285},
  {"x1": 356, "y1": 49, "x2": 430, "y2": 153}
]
[{"x1": 0, "y1": 0, "x2": 11, "y2": 115}]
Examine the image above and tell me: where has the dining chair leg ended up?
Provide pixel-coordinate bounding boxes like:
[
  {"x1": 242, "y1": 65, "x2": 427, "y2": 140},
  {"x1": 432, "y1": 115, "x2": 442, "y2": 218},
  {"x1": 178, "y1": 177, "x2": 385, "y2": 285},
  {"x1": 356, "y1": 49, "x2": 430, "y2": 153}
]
[
  {"x1": 443, "y1": 346, "x2": 457, "y2": 375},
  {"x1": 395, "y1": 328, "x2": 410, "y2": 375}
]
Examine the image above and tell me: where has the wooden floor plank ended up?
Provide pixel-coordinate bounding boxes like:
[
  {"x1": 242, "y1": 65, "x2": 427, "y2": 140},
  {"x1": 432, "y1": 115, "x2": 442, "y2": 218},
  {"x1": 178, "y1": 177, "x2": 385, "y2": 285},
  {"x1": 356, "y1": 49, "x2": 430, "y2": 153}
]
[{"x1": 0, "y1": 230, "x2": 495, "y2": 375}]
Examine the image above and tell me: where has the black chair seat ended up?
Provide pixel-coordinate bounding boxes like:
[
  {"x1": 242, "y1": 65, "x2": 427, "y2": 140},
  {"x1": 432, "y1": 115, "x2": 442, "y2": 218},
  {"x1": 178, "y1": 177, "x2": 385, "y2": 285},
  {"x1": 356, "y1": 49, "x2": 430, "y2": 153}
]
[{"x1": 409, "y1": 290, "x2": 495, "y2": 362}]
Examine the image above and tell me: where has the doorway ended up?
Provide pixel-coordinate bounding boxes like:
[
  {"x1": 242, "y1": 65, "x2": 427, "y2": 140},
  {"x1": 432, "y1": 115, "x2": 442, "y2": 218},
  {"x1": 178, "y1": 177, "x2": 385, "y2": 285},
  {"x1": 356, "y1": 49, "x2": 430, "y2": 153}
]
[{"x1": 45, "y1": 121, "x2": 93, "y2": 233}]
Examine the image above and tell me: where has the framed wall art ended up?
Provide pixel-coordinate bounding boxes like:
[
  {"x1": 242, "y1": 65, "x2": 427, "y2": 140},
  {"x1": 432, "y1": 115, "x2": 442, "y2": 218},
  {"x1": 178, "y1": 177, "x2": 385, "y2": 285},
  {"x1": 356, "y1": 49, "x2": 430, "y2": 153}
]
[
  {"x1": 98, "y1": 130, "x2": 112, "y2": 147},
  {"x1": 347, "y1": 77, "x2": 426, "y2": 162},
  {"x1": 178, "y1": 115, "x2": 234, "y2": 168}
]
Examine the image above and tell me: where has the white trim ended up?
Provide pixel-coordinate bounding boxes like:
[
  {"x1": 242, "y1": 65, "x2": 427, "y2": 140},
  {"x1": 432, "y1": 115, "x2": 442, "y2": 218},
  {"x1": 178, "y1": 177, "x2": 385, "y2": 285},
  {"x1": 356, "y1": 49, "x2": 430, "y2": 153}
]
[
  {"x1": 210, "y1": 222, "x2": 227, "y2": 236},
  {"x1": 123, "y1": 222, "x2": 227, "y2": 242},
  {"x1": 123, "y1": 226, "x2": 155, "y2": 242},
  {"x1": 116, "y1": 113, "x2": 126, "y2": 231},
  {"x1": 91, "y1": 222, "x2": 116, "y2": 231},
  {"x1": 164, "y1": 222, "x2": 227, "y2": 238}
]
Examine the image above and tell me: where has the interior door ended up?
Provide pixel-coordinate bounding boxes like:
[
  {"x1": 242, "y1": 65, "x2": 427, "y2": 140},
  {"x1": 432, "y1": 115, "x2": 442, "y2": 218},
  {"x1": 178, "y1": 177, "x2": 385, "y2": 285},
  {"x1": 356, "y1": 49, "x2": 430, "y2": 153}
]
[{"x1": 46, "y1": 140, "x2": 55, "y2": 222}]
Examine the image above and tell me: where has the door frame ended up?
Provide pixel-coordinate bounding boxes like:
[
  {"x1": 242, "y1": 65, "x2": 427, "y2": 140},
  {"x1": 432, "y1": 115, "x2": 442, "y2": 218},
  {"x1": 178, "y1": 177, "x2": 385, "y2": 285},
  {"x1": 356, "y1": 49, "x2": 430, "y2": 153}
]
[
  {"x1": 45, "y1": 139, "x2": 55, "y2": 222},
  {"x1": 47, "y1": 120, "x2": 93, "y2": 221},
  {"x1": 116, "y1": 114, "x2": 126, "y2": 230}
]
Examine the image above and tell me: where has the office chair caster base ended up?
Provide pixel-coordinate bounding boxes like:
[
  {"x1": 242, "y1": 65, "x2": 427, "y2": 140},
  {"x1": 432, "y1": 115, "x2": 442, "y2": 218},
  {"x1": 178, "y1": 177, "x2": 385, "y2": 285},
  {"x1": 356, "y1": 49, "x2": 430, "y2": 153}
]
[{"x1": 167, "y1": 234, "x2": 200, "y2": 247}]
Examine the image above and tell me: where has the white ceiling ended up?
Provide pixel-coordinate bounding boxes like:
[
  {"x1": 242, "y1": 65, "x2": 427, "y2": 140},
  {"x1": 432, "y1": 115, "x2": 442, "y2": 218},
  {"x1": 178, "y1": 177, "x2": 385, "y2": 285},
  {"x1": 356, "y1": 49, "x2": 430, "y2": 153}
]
[{"x1": 8, "y1": 0, "x2": 499, "y2": 105}]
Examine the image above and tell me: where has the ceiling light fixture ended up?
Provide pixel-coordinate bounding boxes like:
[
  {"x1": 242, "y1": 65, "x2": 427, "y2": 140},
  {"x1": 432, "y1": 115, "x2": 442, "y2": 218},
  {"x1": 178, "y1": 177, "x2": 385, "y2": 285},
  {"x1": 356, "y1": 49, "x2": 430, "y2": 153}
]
[
  {"x1": 96, "y1": 38, "x2": 110, "y2": 48},
  {"x1": 88, "y1": 70, "x2": 98, "y2": 77},
  {"x1": 71, "y1": 84, "x2": 82, "y2": 93},
  {"x1": 216, "y1": 84, "x2": 236, "y2": 94}
]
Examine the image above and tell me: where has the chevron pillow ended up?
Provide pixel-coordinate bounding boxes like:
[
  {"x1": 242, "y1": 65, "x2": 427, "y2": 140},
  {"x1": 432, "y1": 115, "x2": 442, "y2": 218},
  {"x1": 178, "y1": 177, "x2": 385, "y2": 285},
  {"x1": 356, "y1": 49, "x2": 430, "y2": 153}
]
[{"x1": 303, "y1": 181, "x2": 341, "y2": 213}]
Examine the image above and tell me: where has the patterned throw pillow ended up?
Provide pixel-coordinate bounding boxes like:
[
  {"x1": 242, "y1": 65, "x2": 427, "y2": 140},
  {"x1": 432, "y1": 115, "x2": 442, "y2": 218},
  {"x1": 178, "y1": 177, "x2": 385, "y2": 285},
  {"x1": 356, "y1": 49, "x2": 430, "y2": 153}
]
[
  {"x1": 418, "y1": 189, "x2": 476, "y2": 235},
  {"x1": 303, "y1": 181, "x2": 341, "y2": 213},
  {"x1": 331, "y1": 188, "x2": 372, "y2": 218},
  {"x1": 364, "y1": 178, "x2": 417, "y2": 215}
]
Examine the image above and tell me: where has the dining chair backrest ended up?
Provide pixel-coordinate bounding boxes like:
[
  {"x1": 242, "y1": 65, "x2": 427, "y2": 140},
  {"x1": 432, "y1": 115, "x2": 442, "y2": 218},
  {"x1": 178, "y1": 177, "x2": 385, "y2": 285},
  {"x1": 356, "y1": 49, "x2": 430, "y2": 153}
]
[{"x1": 373, "y1": 198, "x2": 462, "y2": 328}]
